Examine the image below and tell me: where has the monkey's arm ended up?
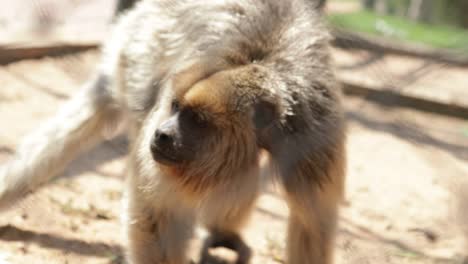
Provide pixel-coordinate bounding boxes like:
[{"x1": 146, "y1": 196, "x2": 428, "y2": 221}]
[{"x1": 125, "y1": 140, "x2": 196, "y2": 264}]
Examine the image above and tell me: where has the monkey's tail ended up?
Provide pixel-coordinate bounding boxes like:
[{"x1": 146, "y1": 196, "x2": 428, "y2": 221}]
[{"x1": 0, "y1": 75, "x2": 121, "y2": 211}]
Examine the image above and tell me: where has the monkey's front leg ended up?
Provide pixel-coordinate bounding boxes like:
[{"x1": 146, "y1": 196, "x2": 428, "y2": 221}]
[
  {"x1": 199, "y1": 168, "x2": 260, "y2": 264},
  {"x1": 125, "y1": 171, "x2": 195, "y2": 264}
]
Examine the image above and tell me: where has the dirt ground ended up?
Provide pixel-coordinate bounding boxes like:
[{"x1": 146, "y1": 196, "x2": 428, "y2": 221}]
[
  {"x1": 0, "y1": 50, "x2": 467, "y2": 264},
  {"x1": 0, "y1": 1, "x2": 468, "y2": 263}
]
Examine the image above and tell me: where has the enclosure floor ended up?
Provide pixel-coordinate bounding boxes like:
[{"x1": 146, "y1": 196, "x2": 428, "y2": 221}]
[{"x1": 0, "y1": 51, "x2": 467, "y2": 264}]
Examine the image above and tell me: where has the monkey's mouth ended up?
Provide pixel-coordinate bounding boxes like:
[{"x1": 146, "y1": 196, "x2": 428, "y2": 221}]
[{"x1": 150, "y1": 145, "x2": 181, "y2": 165}]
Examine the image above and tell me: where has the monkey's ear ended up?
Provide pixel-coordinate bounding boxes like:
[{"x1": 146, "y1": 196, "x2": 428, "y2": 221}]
[{"x1": 253, "y1": 99, "x2": 279, "y2": 130}]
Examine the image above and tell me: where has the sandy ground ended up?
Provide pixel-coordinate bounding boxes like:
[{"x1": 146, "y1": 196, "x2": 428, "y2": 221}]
[
  {"x1": 0, "y1": 51, "x2": 467, "y2": 264},
  {"x1": 332, "y1": 48, "x2": 468, "y2": 108},
  {"x1": 0, "y1": 0, "x2": 114, "y2": 44},
  {"x1": 0, "y1": 1, "x2": 467, "y2": 263}
]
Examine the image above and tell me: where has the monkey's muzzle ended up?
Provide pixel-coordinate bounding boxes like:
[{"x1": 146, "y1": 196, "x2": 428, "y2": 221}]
[{"x1": 150, "y1": 129, "x2": 181, "y2": 165}]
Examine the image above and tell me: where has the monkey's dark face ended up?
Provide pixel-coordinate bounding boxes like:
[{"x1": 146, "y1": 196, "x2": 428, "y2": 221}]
[
  {"x1": 150, "y1": 65, "x2": 280, "y2": 183},
  {"x1": 150, "y1": 100, "x2": 214, "y2": 166}
]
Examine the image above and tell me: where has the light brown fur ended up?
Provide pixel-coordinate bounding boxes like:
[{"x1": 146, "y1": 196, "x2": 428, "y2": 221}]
[{"x1": 125, "y1": 60, "x2": 345, "y2": 263}]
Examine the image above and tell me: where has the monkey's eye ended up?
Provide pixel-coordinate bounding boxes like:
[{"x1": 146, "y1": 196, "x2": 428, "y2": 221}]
[
  {"x1": 184, "y1": 110, "x2": 207, "y2": 128},
  {"x1": 192, "y1": 112, "x2": 207, "y2": 128},
  {"x1": 171, "y1": 100, "x2": 180, "y2": 113}
]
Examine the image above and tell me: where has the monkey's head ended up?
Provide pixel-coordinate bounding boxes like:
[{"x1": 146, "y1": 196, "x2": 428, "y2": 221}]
[{"x1": 150, "y1": 64, "x2": 281, "y2": 193}]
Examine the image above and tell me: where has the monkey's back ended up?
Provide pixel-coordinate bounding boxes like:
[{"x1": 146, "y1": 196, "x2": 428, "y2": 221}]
[{"x1": 107, "y1": 0, "x2": 341, "y2": 125}]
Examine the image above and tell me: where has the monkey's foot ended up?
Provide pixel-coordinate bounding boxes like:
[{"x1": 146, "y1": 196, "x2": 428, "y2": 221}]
[{"x1": 200, "y1": 232, "x2": 251, "y2": 264}]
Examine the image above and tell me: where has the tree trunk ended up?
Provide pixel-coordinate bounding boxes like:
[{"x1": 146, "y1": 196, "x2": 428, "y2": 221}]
[
  {"x1": 362, "y1": 0, "x2": 375, "y2": 9},
  {"x1": 375, "y1": 0, "x2": 388, "y2": 14},
  {"x1": 408, "y1": 0, "x2": 423, "y2": 21},
  {"x1": 420, "y1": 0, "x2": 434, "y2": 23},
  {"x1": 395, "y1": 0, "x2": 409, "y2": 17},
  {"x1": 458, "y1": 0, "x2": 468, "y2": 28}
]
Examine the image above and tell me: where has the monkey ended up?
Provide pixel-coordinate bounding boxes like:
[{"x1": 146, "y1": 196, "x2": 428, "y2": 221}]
[
  {"x1": 114, "y1": 0, "x2": 326, "y2": 16},
  {"x1": 0, "y1": 0, "x2": 346, "y2": 263}
]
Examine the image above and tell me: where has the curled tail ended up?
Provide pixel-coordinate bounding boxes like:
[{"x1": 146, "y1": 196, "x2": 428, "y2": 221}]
[{"x1": 0, "y1": 74, "x2": 121, "y2": 211}]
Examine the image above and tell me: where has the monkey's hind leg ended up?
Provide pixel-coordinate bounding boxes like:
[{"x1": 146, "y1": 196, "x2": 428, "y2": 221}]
[
  {"x1": 284, "y1": 187, "x2": 339, "y2": 264},
  {"x1": 199, "y1": 169, "x2": 260, "y2": 264},
  {"x1": 281, "y1": 152, "x2": 345, "y2": 264}
]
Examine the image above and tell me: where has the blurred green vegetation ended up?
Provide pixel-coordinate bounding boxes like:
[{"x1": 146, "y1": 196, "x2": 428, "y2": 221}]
[
  {"x1": 358, "y1": 0, "x2": 468, "y2": 27},
  {"x1": 329, "y1": 10, "x2": 468, "y2": 50}
]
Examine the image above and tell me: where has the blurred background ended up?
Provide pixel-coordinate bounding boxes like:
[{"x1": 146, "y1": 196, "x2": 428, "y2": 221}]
[{"x1": 0, "y1": 0, "x2": 467, "y2": 263}]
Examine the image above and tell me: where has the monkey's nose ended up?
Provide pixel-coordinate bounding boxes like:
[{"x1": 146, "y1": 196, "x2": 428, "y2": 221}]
[{"x1": 154, "y1": 130, "x2": 174, "y2": 146}]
